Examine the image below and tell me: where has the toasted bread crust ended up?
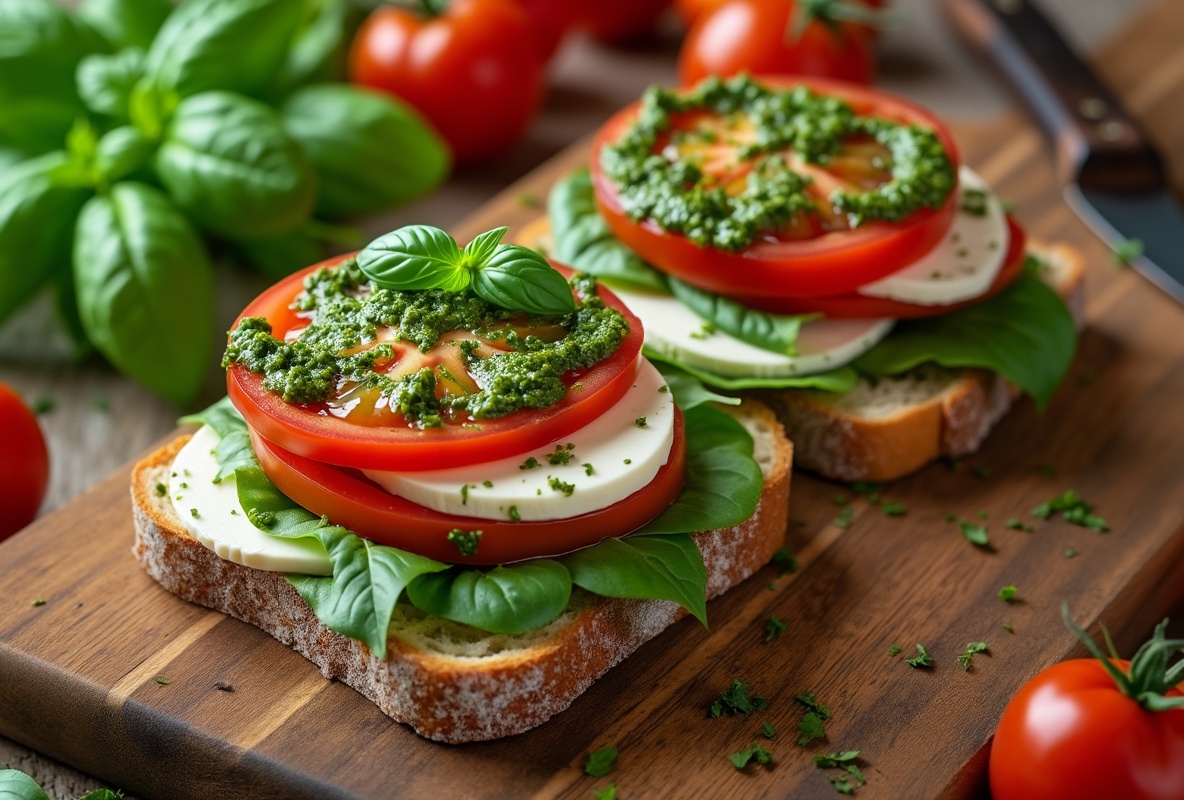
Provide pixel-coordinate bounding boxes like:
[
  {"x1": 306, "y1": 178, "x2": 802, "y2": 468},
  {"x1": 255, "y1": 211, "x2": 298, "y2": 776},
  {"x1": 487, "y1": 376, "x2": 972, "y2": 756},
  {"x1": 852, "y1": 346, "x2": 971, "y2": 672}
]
[
  {"x1": 519, "y1": 216, "x2": 1085, "y2": 483},
  {"x1": 131, "y1": 402, "x2": 791, "y2": 743}
]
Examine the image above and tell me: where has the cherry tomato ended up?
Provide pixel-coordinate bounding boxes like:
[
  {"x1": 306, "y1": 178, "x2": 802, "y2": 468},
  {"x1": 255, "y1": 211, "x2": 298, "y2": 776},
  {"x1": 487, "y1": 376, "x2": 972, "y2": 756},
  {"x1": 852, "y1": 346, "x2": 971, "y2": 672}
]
[
  {"x1": 590, "y1": 76, "x2": 960, "y2": 298},
  {"x1": 731, "y1": 216, "x2": 1027, "y2": 318},
  {"x1": 348, "y1": 0, "x2": 545, "y2": 165},
  {"x1": 227, "y1": 256, "x2": 645, "y2": 473},
  {"x1": 0, "y1": 382, "x2": 50, "y2": 539},
  {"x1": 679, "y1": 0, "x2": 877, "y2": 86},
  {"x1": 250, "y1": 413, "x2": 686, "y2": 565},
  {"x1": 511, "y1": 0, "x2": 576, "y2": 61},
  {"x1": 571, "y1": 0, "x2": 673, "y2": 42},
  {"x1": 991, "y1": 658, "x2": 1184, "y2": 800}
]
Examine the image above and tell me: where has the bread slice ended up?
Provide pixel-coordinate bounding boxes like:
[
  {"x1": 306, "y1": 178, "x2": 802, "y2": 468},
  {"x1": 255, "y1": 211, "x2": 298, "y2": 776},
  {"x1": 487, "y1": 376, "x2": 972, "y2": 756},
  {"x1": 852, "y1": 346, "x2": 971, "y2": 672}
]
[
  {"x1": 131, "y1": 401, "x2": 792, "y2": 743},
  {"x1": 516, "y1": 217, "x2": 1085, "y2": 482}
]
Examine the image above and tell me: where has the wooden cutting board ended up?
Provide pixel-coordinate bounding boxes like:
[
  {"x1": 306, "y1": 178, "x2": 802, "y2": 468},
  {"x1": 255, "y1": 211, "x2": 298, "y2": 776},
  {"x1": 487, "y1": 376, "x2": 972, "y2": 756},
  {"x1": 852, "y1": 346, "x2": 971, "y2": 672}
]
[{"x1": 3, "y1": 3, "x2": 1184, "y2": 797}]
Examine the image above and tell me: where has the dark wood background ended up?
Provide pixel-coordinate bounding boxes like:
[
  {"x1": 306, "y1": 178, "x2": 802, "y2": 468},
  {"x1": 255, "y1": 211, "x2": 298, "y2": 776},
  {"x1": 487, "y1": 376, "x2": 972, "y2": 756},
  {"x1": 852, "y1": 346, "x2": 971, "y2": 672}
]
[{"x1": 2, "y1": 0, "x2": 1183, "y2": 797}]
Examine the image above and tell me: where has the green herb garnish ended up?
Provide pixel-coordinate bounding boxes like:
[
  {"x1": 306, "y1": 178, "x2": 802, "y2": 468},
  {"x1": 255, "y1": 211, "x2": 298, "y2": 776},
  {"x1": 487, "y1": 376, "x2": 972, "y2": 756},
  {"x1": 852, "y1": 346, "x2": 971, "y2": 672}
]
[
  {"x1": 711, "y1": 679, "x2": 769, "y2": 718},
  {"x1": 729, "y1": 744, "x2": 774, "y2": 770},
  {"x1": 905, "y1": 644, "x2": 933, "y2": 668},
  {"x1": 446, "y1": 528, "x2": 482, "y2": 557},
  {"x1": 584, "y1": 745, "x2": 618, "y2": 778},
  {"x1": 958, "y1": 642, "x2": 989, "y2": 670},
  {"x1": 764, "y1": 615, "x2": 788, "y2": 643},
  {"x1": 959, "y1": 520, "x2": 990, "y2": 547},
  {"x1": 998, "y1": 585, "x2": 1018, "y2": 603}
]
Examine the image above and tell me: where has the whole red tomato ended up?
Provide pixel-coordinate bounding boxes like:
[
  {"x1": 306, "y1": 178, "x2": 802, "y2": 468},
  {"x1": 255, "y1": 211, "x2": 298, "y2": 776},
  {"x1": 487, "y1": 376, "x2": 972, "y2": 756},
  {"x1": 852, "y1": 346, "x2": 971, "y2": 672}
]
[
  {"x1": 572, "y1": 0, "x2": 673, "y2": 43},
  {"x1": 991, "y1": 613, "x2": 1184, "y2": 800},
  {"x1": 0, "y1": 382, "x2": 50, "y2": 539},
  {"x1": 349, "y1": 0, "x2": 545, "y2": 165},
  {"x1": 679, "y1": 0, "x2": 877, "y2": 86},
  {"x1": 511, "y1": 0, "x2": 576, "y2": 61},
  {"x1": 677, "y1": 0, "x2": 886, "y2": 25}
]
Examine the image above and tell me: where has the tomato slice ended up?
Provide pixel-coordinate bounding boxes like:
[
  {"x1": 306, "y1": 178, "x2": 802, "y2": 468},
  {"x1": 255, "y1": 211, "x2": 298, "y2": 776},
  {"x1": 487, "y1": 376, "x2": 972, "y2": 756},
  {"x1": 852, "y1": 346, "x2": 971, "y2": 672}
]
[
  {"x1": 227, "y1": 256, "x2": 645, "y2": 472},
  {"x1": 248, "y1": 413, "x2": 687, "y2": 565},
  {"x1": 731, "y1": 216, "x2": 1028, "y2": 318},
  {"x1": 590, "y1": 76, "x2": 961, "y2": 298}
]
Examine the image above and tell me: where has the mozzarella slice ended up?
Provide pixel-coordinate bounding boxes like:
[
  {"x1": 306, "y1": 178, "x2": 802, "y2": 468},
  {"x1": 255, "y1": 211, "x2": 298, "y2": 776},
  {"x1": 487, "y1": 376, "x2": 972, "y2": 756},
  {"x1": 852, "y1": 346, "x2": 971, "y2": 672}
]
[
  {"x1": 611, "y1": 283, "x2": 892, "y2": 378},
  {"x1": 170, "y1": 425, "x2": 332, "y2": 575},
  {"x1": 363, "y1": 359, "x2": 675, "y2": 521},
  {"x1": 857, "y1": 166, "x2": 1008, "y2": 305}
]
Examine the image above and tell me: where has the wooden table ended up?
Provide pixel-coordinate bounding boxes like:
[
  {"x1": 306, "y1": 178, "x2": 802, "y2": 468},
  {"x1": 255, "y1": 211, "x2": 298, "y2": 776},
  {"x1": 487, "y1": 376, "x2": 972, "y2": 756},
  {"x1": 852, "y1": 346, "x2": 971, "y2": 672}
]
[{"x1": 1, "y1": 0, "x2": 1177, "y2": 797}]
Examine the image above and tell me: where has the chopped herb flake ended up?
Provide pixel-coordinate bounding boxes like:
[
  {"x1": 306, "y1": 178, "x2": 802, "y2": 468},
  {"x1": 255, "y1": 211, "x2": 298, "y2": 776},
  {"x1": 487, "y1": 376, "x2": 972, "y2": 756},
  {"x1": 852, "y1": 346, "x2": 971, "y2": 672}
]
[
  {"x1": 507, "y1": 505, "x2": 520, "y2": 521},
  {"x1": 31, "y1": 598, "x2": 46, "y2": 607},
  {"x1": 583, "y1": 463, "x2": 595, "y2": 476},
  {"x1": 815, "y1": 751, "x2": 861, "y2": 768},
  {"x1": 460, "y1": 484, "x2": 471, "y2": 505},
  {"x1": 190, "y1": 508, "x2": 200, "y2": 519},
  {"x1": 710, "y1": 679, "x2": 769, "y2": 718},
  {"x1": 887, "y1": 644, "x2": 903, "y2": 656},
  {"x1": 958, "y1": 642, "x2": 990, "y2": 671},
  {"x1": 520, "y1": 456, "x2": 540, "y2": 470},
  {"x1": 771, "y1": 546, "x2": 799, "y2": 575},
  {"x1": 32, "y1": 396, "x2": 54, "y2": 414},
  {"x1": 634, "y1": 416, "x2": 647, "y2": 428},
  {"x1": 446, "y1": 528, "x2": 482, "y2": 557},
  {"x1": 482, "y1": 480, "x2": 493, "y2": 488},
  {"x1": 795, "y1": 692, "x2": 832, "y2": 720},
  {"x1": 155, "y1": 482, "x2": 167, "y2": 496},
  {"x1": 623, "y1": 458, "x2": 632, "y2": 465},
  {"x1": 905, "y1": 644, "x2": 933, "y2": 668},
  {"x1": 1003, "y1": 623, "x2": 1015, "y2": 634},
  {"x1": 797, "y1": 712, "x2": 827, "y2": 746},
  {"x1": 880, "y1": 501, "x2": 906, "y2": 517},
  {"x1": 761, "y1": 722, "x2": 777, "y2": 739},
  {"x1": 959, "y1": 520, "x2": 990, "y2": 547},
  {"x1": 1111, "y1": 237, "x2": 1144, "y2": 266},
  {"x1": 998, "y1": 585, "x2": 1018, "y2": 603},
  {"x1": 584, "y1": 745, "x2": 618, "y2": 777},
  {"x1": 545, "y1": 445, "x2": 575, "y2": 466},
  {"x1": 1064, "y1": 548, "x2": 1079, "y2": 559},
  {"x1": 730, "y1": 744, "x2": 774, "y2": 770},
  {"x1": 1032, "y1": 489, "x2": 1108, "y2": 531},
  {"x1": 960, "y1": 188, "x2": 989, "y2": 216},
  {"x1": 764, "y1": 615, "x2": 788, "y2": 643},
  {"x1": 548, "y1": 476, "x2": 575, "y2": 496},
  {"x1": 1006, "y1": 518, "x2": 1034, "y2": 532},
  {"x1": 834, "y1": 506, "x2": 854, "y2": 529},
  {"x1": 153, "y1": 675, "x2": 170, "y2": 686},
  {"x1": 594, "y1": 785, "x2": 617, "y2": 800}
]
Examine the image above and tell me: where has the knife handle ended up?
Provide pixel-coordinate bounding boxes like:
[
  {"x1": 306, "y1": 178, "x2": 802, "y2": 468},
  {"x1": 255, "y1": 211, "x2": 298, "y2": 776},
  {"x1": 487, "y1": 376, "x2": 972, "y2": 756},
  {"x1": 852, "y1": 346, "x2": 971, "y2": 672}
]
[{"x1": 940, "y1": 0, "x2": 1164, "y2": 191}]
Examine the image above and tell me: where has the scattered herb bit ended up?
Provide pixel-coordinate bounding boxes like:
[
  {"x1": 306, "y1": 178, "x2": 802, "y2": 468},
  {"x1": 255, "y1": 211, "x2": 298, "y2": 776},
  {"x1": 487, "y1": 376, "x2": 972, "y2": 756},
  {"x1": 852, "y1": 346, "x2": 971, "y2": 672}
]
[
  {"x1": 905, "y1": 644, "x2": 933, "y2": 669},
  {"x1": 960, "y1": 188, "x2": 989, "y2": 216},
  {"x1": 887, "y1": 644, "x2": 903, "y2": 656},
  {"x1": 32, "y1": 396, "x2": 54, "y2": 415},
  {"x1": 658, "y1": 384, "x2": 669, "y2": 393},
  {"x1": 971, "y1": 466, "x2": 992, "y2": 479},
  {"x1": 1032, "y1": 490, "x2": 1108, "y2": 531},
  {"x1": 764, "y1": 615, "x2": 788, "y2": 643},
  {"x1": 583, "y1": 463, "x2": 595, "y2": 476},
  {"x1": 829, "y1": 773, "x2": 859, "y2": 795},
  {"x1": 958, "y1": 642, "x2": 990, "y2": 671},
  {"x1": 446, "y1": 528, "x2": 483, "y2": 557},
  {"x1": 519, "y1": 456, "x2": 540, "y2": 470},
  {"x1": 584, "y1": 745, "x2": 618, "y2": 778},
  {"x1": 594, "y1": 785, "x2": 617, "y2": 800},
  {"x1": 977, "y1": 510, "x2": 989, "y2": 520},
  {"x1": 942, "y1": 511, "x2": 955, "y2": 523},
  {"x1": 507, "y1": 506, "x2": 520, "y2": 522},
  {"x1": 998, "y1": 585, "x2": 1018, "y2": 603},
  {"x1": 815, "y1": 751, "x2": 861, "y2": 768},
  {"x1": 1111, "y1": 237, "x2": 1144, "y2": 266},
  {"x1": 798, "y1": 712, "x2": 828, "y2": 746},
  {"x1": 634, "y1": 416, "x2": 647, "y2": 428},
  {"x1": 190, "y1": 508, "x2": 200, "y2": 519},
  {"x1": 1003, "y1": 623, "x2": 1015, "y2": 634},
  {"x1": 545, "y1": 445, "x2": 575, "y2": 466},
  {"x1": 623, "y1": 458, "x2": 632, "y2": 465},
  {"x1": 517, "y1": 190, "x2": 541, "y2": 209},
  {"x1": 153, "y1": 675, "x2": 170, "y2": 686},
  {"x1": 834, "y1": 506, "x2": 854, "y2": 529},
  {"x1": 959, "y1": 520, "x2": 990, "y2": 548},
  {"x1": 761, "y1": 722, "x2": 778, "y2": 739},
  {"x1": 880, "y1": 501, "x2": 906, "y2": 517},
  {"x1": 1064, "y1": 548, "x2": 1079, "y2": 559},
  {"x1": 31, "y1": 598, "x2": 46, "y2": 607},
  {"x1": 482, "y1": 480, "x2": 493, "y2": 488},
  {"x1": 850, "y1": 482, "x2": 882, "y2": 503},
  {"x1": 155, "y1": 482, "x2": 167, "y2": 497},
  {"x1": 214, "y1": 682, "x2": 234, "y2": 692},
  {"x1": 548, "y1": 476, "x2": 576, "y2": 496},
  {"x1": 729, "y1": 744, "x2": 774, "y2": 770},
  {"x1": 795, "y1": 693, "x2": 832, "y2": 720},
  {"x1": 711, "y1": 679, "x2": 769, "y2": 718},
  {"x1": 460, "y1": 484, "x2": 471, "y2": 505},
  {"x1": 771, "y1": 546, "x2": 799, "y2": 575},
  {"x1": 832, "y1": 493, "x2": 850, "y2": 507},
  {"x1": 689, "y1": 321, "x2": 717, "y2": 339},
  {"x1": 1006, "y1": 518, "x2": 1034, "y2": 532},
  {"x1": 246, "y1": 508, "x2": 276, "y2": 527}
]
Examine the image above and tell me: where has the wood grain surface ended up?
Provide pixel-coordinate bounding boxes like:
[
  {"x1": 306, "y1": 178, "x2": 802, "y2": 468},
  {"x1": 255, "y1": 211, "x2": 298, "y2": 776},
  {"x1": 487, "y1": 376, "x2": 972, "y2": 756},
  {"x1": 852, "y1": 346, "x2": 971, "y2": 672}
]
[{"x1": 3, "y1": 1, "x2": 1184, "y2": 798}]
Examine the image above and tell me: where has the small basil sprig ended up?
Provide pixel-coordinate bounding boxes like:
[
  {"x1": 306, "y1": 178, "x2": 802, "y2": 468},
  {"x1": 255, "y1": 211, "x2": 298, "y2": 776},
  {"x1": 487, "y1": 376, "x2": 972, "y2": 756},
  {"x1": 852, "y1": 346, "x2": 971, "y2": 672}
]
[{"x1": 356, "y1": 224, "x2": 576, "y2": 316}]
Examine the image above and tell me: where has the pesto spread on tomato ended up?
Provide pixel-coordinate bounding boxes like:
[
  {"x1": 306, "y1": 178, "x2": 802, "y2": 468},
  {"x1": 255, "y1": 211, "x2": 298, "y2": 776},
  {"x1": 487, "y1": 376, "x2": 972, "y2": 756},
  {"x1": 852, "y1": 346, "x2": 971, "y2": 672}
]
[
  {"x1": 599, "y1": 74, "x2": 957, "y2": 252},
  {"x1": 223, "y1": 259, "x2": 629, "y2": 428}
]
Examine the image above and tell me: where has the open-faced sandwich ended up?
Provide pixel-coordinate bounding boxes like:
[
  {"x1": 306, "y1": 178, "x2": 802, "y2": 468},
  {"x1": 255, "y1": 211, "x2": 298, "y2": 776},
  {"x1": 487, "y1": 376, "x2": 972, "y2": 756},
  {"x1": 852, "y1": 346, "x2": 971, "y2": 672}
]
[
  {"x1": 131, "y1": 224, "x2": 792, "y2": 742},
  {"x1": 519, "y1": 75, "x2": 1084, "y2": 482}
]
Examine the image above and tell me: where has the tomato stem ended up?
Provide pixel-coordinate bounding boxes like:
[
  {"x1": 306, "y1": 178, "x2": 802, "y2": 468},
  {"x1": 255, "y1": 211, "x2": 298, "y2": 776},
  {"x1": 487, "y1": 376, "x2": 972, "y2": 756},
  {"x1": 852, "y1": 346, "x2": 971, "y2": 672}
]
[
  {"x1": 1063, "y1": 602, "x2": 1184, "y2": 712},
  {"x1": 787, "y1": 0, "x2": 897, "y2": 44}
]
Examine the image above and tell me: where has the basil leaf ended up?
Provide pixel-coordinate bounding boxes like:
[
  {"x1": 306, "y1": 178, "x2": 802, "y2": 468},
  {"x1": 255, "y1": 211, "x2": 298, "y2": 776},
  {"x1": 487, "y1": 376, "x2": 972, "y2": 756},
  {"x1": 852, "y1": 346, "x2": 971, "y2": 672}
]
[
  {"x1": 179, "y1": 395, "x2": 245, "y2": 439},
  {"x1": 234, "y1": 462, "x2": 448, "y2": 659},
  {"x1": 0, "y1": 151, "x2": 90, "y2": 325},
  {"x1": 645, "y1": 347, "x2": 859, "y2": 392},
  {"x1": 0, "y1": 769, "x2": 50, "y2": 800},
  {"x1": 653, "y1": 362, "x2": 740, "y2": 411},
  {"x1": 462, "y1": 225, "x2": 508, "y2": 267},
  {"x1": 281, "y1": 84, "x2": 449, "y2": 218},
  {"x1": 855, "y1": 270, "x2": 1076, "y2": 411},
  {"x1": 268, "y1": 0, "x2": 350, "y2": 96},
  {"x1": 95, "y1": 125, "x2": 155, "y2": 184},
  {"x1": 406, "y1": 561, "x2": 572, "y2": 635},
  {"x1": 144, "y1": 0, "x2": 304, "y2": 99},
  {"x1": 549, "y1": 169, "x2": 667, "y2": 291},
  {"x1": 76, "y1": 47, "x2": 144, "y2": 120},
  {"x1": 562, "y1": 533, "x2": 707, "y2": 625},
  {"x1": 180, "y1": 397, "x2": 252, "y2": 481},
  {"x1": 356, "y1": 224, "x2": 466, "y2": 291},
  {"x1": 472, "y1": 244, "x2": 577, "y2": 315},
  {"x1": 156, "y1": 91, "x2": 315, "y2": 239},
  {"x1": 638, "y1": 404, "x2": 762, "y2": 535},
  {"x1": 77, "y1": 0, "x2": 171, "y2": 50},
  {"x1": 668, "y1": 276, "x2": 817, "y2": 356},
  {"x1": 73, "y1": 182, "x2": 215, "y2": 404}
]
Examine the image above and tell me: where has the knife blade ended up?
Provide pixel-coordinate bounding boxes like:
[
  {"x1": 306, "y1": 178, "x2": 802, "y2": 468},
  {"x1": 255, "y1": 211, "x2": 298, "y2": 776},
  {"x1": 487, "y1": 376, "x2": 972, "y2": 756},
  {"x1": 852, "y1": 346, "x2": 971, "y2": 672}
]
[{"x1": 941, "y1": 0, "x2": 1184, "y2": 303}]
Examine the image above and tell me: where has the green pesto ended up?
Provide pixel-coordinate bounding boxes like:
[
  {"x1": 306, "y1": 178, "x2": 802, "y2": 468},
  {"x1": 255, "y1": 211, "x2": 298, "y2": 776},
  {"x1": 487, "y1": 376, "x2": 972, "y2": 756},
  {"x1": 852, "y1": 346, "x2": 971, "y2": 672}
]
[
  {"x1": 599, "y1": 75, "x2": 956, "y2": 251},
  {"x1": 447, "y1": 528, "x2": 482, "y2": 557},
  {"x1": 222, "y1": 262, "x2": 629, "y2": 427}
]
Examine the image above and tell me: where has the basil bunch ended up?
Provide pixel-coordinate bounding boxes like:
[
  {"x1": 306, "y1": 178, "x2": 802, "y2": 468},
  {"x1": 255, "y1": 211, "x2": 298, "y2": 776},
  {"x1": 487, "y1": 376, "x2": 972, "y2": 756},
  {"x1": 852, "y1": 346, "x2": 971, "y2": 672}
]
[{"x1": 0, "y1": 0, "x2": 450, "y2": 404}]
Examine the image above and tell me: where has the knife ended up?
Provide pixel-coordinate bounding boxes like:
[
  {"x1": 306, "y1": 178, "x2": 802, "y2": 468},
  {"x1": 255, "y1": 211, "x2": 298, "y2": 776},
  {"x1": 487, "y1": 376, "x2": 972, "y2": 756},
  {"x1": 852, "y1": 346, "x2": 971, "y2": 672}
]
[{"x1": 940, "y1": 0, "x2": 1184, "y2": 303}]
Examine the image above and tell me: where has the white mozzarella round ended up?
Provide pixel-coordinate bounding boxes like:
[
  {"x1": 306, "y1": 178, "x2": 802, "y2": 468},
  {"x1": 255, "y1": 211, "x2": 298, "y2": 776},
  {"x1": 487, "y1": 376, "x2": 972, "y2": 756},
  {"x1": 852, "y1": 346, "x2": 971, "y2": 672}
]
[
  {"x1": 363, "y1": 359, "x2": 675, "y2": 521},
  {"x1": 170, "y1": 425, "x2": 332, "y2": 575},
  {"x1": 611, "y1": 283, "x2": 893, "y2": 378},
  {"x1": 857, "y1": 165, "x2": 1009, "y2": 306}
]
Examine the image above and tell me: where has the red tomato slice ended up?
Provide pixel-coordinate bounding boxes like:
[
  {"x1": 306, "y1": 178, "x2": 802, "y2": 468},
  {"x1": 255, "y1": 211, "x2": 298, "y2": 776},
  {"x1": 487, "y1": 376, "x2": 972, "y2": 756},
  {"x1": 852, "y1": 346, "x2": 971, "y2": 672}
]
[
  {"x1": 249, "y1": 414, "x2": 687, "y2": 565},
  {"x1": 227, "y1": 256, "x2": 644, "y2": 472},
  {"x1": 590, "y1": 76, "x2": 960, "y2": 298},
  {"x1": 730, "y1": 215, "x2": 1028, "y2": 318}
]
